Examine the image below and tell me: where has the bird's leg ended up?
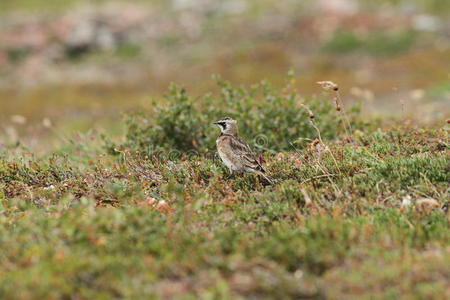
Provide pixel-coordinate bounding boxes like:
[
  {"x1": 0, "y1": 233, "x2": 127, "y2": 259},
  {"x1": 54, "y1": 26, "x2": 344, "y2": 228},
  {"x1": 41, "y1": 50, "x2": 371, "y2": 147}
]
[
  {"x1": 256, "y1": 171, "x2": 274, "y2": 186},
  {"x1": 226, "y1": 168, "x2": 235, "y2": 180}
]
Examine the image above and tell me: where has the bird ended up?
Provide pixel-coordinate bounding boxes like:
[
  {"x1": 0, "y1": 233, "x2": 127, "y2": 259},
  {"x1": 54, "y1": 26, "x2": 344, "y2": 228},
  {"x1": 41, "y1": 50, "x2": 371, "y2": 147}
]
[{"x1": 213, "y1": 117, "x2": 274, "y2": 185}]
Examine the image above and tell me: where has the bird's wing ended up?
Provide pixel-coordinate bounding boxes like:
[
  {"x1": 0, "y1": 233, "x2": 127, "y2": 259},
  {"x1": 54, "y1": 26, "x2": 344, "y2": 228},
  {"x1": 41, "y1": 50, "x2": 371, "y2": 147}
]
[{"x1": 230, "y1": 136, "x2": 266, "y2": 172}]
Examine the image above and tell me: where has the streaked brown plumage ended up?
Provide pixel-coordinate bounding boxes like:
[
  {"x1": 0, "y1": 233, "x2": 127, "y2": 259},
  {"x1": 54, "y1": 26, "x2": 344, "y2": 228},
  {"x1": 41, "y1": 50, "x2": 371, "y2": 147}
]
[{"x1": 214, "y1": 117, "x2": 273, "y2": 185}]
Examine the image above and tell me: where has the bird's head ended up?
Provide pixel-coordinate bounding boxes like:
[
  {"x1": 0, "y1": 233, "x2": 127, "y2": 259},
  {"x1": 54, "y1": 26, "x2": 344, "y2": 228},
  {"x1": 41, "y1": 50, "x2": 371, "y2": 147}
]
[{"x1": 213, "y1": 117, "x2": 238, "y2": 135}]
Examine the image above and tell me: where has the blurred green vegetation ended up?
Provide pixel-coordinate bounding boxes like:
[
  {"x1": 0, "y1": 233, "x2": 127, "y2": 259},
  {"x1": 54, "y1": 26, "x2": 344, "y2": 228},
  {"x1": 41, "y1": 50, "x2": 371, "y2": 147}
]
[
  {"x1": 0, "y1": 202, "x2": 448, "y2": 298},
  {"x1": 0, "y1": 0, "x2": 101, "y2": 13},
  {"x1": 1, "y1": 0, "x2": 450, "y2": 14},
  {"x1": 427, "y1": 81, "x2": 450, "y2": 100},
  {"x1": 324, "y1": 30, "x2": 417, "y2": 56}
]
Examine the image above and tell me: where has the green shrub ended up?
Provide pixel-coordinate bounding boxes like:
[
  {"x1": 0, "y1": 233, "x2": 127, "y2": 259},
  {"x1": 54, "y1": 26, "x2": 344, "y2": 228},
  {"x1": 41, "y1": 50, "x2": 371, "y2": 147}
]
[{"x1": 111, "y1": 77, "x2": 359, "y2": 155}]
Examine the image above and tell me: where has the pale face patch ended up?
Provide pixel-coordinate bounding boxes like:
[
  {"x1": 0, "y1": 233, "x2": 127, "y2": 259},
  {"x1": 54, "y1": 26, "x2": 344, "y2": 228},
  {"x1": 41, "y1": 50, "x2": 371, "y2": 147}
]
[{"x1": 214, "y1": 117, "x2": 236, "y2": 134}]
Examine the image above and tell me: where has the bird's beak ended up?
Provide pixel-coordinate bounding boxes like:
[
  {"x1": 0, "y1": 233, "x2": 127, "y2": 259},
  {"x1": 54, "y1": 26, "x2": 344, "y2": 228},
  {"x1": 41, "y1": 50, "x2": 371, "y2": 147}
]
[{"x1": 213, "y1": 121, "x2": 219, "y2": 125}]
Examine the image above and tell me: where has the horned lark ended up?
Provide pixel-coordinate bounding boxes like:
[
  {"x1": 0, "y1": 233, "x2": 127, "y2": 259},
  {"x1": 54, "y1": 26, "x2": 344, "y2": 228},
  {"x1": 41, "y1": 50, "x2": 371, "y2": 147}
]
[{"x1": 214, "y1": 117, "x2": 274, "y2": 185}]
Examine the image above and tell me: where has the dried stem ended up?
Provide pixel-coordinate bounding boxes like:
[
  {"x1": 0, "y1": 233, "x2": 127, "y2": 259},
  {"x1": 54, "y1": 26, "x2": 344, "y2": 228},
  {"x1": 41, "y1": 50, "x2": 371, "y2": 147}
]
[
  {"x1": 334, "y1": 90, "x2": 353, "y2": 140},
  {"x1": 299, "y1": 105, "x2": 343, "y2": 195},
  {"x1": 317, "y1": 81, "x2": 353, "y2": 142}
]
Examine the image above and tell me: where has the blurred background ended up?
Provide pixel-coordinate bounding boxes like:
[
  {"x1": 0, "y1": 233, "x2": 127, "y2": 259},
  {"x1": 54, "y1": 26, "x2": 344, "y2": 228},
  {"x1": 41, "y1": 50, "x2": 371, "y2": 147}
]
[{"x1": 0, "y1": 0, "x2": 449, "y2": 151}]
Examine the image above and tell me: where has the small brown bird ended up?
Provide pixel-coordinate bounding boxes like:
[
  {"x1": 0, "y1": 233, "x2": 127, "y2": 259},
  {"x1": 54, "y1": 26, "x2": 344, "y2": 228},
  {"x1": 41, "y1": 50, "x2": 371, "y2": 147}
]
[{"x1": 214, "y1": 117, "x2": 273, "y2": 185}]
